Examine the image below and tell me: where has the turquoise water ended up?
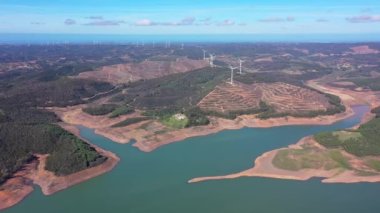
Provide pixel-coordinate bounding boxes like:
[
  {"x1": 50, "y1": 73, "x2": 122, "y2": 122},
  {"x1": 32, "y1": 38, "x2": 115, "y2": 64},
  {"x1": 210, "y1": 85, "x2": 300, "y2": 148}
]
[{"x1": 5, "y1": 105, "x2": 380, "y2": 213}]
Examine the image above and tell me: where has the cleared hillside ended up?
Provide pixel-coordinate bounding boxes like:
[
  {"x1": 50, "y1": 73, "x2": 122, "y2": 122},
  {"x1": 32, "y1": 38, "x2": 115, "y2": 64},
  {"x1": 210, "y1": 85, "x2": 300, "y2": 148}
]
[
  {"x1": 198, "y1": 82, "x2": 334, "y2": 116},
  {"x1": 76, "y1": 57, "x2": 208, "y2": 84}
]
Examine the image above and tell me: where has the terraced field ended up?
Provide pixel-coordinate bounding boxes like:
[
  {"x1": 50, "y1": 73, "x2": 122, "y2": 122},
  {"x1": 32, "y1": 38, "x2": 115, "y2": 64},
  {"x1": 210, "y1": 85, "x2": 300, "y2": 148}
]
[
  {"x1": 197, "y1": 82, "x2": 262, "y2": 114},
  {"x1": 258, "y1": 82, "x2": 331, "y2": 113},
  {"x1": 198, "y1": 82, "x2": 331, "y2": 115}
]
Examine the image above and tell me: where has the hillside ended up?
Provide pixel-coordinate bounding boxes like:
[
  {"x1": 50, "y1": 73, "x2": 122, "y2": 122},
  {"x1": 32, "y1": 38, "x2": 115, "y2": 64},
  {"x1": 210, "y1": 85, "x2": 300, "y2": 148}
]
[
  {"x1": 198, "y1": 82, "x2": 342, "y2": 118},
  {"x1": 76, "y1": 57, "x2": 208, "y2": 84}
]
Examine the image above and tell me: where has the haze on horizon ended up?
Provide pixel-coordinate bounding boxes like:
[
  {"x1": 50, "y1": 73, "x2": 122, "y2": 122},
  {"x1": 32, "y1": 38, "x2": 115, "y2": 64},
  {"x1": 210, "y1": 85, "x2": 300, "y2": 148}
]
[{"x1": 0, "y1": 0, "x2": 379, "y2": 36}]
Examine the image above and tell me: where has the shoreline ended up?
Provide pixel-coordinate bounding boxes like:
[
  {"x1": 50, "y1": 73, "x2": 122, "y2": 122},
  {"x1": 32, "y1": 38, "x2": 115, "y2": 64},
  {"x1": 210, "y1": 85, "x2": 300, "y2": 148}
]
[
  {"x1": 188, "y1": 136, "x2": 380, "y2": 184},
  {"x1": 57, "y1": 105, "x2": 355, "y2": 153},
  {"x1": 53, "y1": 82, "x2": 358, "y2": 153},
  {"x1": 2, "y1": 80, "x2": 379, "y2": 210},
  {"x1": 188, "y1": 81, "x2": 380, "y2": 184},
  {"x1": 0, "y1": 124, "x2": 120, "y2": 211}
]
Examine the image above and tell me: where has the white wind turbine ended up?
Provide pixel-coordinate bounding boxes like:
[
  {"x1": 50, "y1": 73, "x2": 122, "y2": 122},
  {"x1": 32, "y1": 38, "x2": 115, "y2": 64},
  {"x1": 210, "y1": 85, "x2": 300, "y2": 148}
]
[
  {"x1": 202, "y1": 49, "x2": 207, "y2": 60},
  {"x1": 229, "y1": 65, "x2": 238, "y2": 85},
  {"x1": 209, "y1": 54, "x2": 216, "y2": 68},
  {"x1": 239, "y1": 58, "x2": 245, "y2": 74}
]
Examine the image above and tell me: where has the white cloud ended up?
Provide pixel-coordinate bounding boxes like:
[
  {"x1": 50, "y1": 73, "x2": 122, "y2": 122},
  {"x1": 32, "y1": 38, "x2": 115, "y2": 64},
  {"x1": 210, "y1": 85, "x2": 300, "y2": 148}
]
[
  {"x1": 134, "y1": 17, "x2": 196, "y2": 26},
  {"x1": 85, "y1": 16, "x2": 103, "y2": 20},
  {"x1": 177, "y1": 17, "x2": 195, "y2": 25},
  {"x1": 218, "y1": 19, "x2": 235, "y2": 26},
  {"x1": 316, "y1": 18, "x2": 329, "y2": 22},
  {"x1": 134, "y1": 19, "x2": 154, "y2": 26},
  {"x1": 346, "y1": 15, "x2": 380, "y2": 23},
  {"x1": 64, "y1": 19, "x2": 76, "y2": 25},
  {"x1": 83, "y1": 20, "x2": 126, "y2": 26},
  {"x1": 259, "y1": 16, "x2": 295, "y2": 23}
]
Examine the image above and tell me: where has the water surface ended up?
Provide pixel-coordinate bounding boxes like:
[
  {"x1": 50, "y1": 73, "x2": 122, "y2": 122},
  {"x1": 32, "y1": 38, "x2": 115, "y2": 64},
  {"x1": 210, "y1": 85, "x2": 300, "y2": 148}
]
[{"x1": 5, "y1": 105, "x2": 380, "y2": 213}]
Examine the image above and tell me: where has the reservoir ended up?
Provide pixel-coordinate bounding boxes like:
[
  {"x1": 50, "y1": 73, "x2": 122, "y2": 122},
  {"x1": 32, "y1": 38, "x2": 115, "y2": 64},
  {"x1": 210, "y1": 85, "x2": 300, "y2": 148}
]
[{"x1": 5, "y1": 105, "x2": 380, "y2": 213}]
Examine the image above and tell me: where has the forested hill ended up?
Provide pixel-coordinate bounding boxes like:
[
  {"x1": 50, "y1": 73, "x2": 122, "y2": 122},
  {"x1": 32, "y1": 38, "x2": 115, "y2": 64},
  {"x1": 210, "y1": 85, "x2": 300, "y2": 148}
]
[{"x1": 0, "y1": 53, "x2": 117, "y2": 184}]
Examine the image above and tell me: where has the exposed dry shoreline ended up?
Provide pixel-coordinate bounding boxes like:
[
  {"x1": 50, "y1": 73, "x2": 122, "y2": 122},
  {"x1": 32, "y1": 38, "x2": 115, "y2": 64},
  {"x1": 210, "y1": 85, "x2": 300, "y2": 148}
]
[
  {"x1": 2, "y1": 80, "x2": 378, "y2": 210},
  {"x1": 53, "y1": 80, "x2": 361, "y2": 153},
  {"x1": 54, "y1": 105, "x2": 355, "y2": 153},
  {"x1": 188, "y1": 137, "x2": 380, "y2": 184},
  {"x1": 0, "y1": 124, "x2": 120, "y2": 211},
  {"x1": 188, "y1": 81, "x2": 380, "y2": 184}
]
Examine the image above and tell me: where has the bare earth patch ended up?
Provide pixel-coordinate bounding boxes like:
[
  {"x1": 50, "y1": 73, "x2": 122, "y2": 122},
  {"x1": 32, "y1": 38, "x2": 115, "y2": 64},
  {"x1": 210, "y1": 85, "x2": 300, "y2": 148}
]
[
  {"x1": 348, "y1": 45, "x2": 380, "y2": 55},
  {"x1": 75, "y1": 57, "x2": 208, "y2": 84},
  {"x1": 197, "y1": 82, "x2": 262, "y2": 114},
  {"x1": 0, "y1": 61, "x2": 40, "y2": 75},
  {"x1": 198, "y1": 82, "x2": 332, "y2": 115}
]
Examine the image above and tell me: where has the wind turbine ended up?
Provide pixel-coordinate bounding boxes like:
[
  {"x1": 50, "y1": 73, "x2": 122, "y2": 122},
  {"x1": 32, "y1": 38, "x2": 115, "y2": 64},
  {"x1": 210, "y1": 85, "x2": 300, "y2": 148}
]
[
  {"x1": 181, "y1": 43, "x2": 184, "y2": 50},
  {"x1": 229, "y1": 65, "x2": 238, "y2": 85},
  {"x1": 238, "y1": 58, "x2": 245, "y2": 74},
  {"x1": 202, "y1": 49, "x2": 207, "y2": 60},
  {"x1": 209, "y1": 54, "x2": 216, "y2": 68}
]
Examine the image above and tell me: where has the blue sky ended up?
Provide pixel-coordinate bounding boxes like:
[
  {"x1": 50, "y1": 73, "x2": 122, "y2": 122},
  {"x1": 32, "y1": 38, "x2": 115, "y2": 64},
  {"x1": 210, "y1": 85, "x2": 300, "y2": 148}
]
[{"x1": 0, "y1": 0, "x2": 379, "y2": 34}]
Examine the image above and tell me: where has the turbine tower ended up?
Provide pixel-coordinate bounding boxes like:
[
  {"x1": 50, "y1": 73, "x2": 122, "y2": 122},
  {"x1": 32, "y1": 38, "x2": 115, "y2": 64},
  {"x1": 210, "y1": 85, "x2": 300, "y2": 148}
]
[
  {"x1": 202, "y1": 49, "x2": 207, "y2": 60},
  {"x1": 239, "y1": 58, "x2": 245, "y2": 74},
  {"x1": 229, "y1": 65, "x2": 238, "y2": 85},
  {"x1": 209, "y1": 54, "x2": 215, "y2": 68}
]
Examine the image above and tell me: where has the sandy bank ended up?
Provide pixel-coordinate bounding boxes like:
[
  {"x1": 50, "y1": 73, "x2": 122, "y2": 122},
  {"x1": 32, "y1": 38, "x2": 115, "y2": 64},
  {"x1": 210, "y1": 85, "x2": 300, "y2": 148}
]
[
  {"x1": 0, "y1": 124, "x2": 119, "y2": 211},
  {"x1": 53, "y1": 85, "x2": 357, "y2": 153},
  {"x1": 56, "y1": 106, "x2": 355, "y2": 153},
  {"x1": 0, "y1": 167, "x2": 34, "y2": 211},
  {"x1": 188, "y1": 137, "x2": 380, "y2": 184},
  {"x1": 188, "y1": 82, "x2": 380, "y2": 184}
]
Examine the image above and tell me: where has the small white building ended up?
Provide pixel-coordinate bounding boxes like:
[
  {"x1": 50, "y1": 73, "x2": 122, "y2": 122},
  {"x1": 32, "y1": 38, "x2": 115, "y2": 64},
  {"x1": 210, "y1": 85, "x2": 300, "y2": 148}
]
[{"x1": 174, "y1": 113, "x2": 187, "y2": 120}]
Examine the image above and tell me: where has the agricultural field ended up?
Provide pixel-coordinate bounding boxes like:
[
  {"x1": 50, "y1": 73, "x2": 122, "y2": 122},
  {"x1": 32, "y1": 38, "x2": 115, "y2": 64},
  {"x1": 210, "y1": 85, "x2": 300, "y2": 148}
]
[
  {"x1": 258, "y1": 83, "x2": 331, "y2": 113},
  {"x1": 198, "y1": 81, "x2": 340, "y2": 118},
  {"x1": 197, "y1": 82, "x2": 262, "y2": 115}
]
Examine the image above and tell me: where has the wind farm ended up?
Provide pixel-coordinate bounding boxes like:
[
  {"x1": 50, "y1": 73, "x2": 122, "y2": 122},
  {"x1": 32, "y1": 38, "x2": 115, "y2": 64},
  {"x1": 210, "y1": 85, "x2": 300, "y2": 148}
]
[{"x1": 1, "y1": 0, "x2": 380, "y2": 213}]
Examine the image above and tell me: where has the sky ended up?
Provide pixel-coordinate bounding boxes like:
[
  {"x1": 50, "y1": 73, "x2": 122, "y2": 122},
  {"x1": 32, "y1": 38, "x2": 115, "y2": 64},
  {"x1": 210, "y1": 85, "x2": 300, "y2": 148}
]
[{"x1": 0, "y1": 0, "x2": 379, "y2": 35}]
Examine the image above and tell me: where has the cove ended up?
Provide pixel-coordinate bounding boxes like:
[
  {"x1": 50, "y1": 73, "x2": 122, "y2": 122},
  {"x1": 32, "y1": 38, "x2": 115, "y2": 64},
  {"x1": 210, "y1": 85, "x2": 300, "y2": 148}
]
[{"x1": 4, "y1": 105, "x2": 380, "y2": 213}]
